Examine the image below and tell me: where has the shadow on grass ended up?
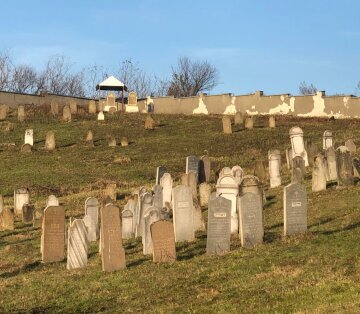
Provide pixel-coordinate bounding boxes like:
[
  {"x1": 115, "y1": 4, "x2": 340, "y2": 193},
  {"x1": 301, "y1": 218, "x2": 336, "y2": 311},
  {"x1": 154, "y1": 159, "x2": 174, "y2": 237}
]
[
  {"x1": 0, "y1": 260, "x2": 41, "y2": 279},
  {"x1": 315, "y1": 220, "x2": 360, "y2": 235},
  {"x1": 264, "y1": 231, "x2": 282, "y2": 243},
  {"x1": 308, "y1": 217, "x2": 335, "y2": 228},
  {"x1": 176, "y1": 234, "x2": 206, "y2": 261},
  {"x1": 127, "y1": 256, "x2": 150, "y2": 268}
]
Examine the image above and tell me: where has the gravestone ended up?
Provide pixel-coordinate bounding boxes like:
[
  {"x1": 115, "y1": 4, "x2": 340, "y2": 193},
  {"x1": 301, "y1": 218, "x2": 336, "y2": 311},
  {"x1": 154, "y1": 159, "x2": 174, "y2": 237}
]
[
  {"x1": 100, "y1": 204, "x2": 126, "y2": 271},
  {"x1": 0, "y1": 195, "x2": 3, "y2": 213},
  {"x1": 336, "y1": 146, "x2": 354, "y2": 186},
  {"x1": 21, "y1": 143, "x2": 32, "y2": 153},
  {"x1": 199, "y1": 155, "x2": 211, "y2": 183},
  {"x1": 269, "y1": 115, "x2": 276, "y2": 128},
  {"x1": 108, "y1": 136, "x2": 117, "y2": 147},
  {"x1": 289, "y1": 127, "x2": 309, "y2": 166},
  {"x1": 67, "y1": 219, "x2": 88, "y2": 270},
  {"x1": 143, "y1": 207, "x2": 161, "y2": 255},
  {"x1": 268, "y1": 149, "x2": 281, "y2": 188},
  {"x1": 222, "y1": 115, "x2": 232, "y2": 134},
  {"x1": 306, "y1": 141, "x2": 320, "y2": 167},
  {"x1": 22, "y1": 204, "x2": 35, "y2": 223},
  {"x1": 326, "y1": 147, "x2": 337, "y2": 181},
  {"x1": 285, "y1": 148, "x2": 293, "y2": 170},
  {"x1": 156, "y1": 166, "x2": 167, "y2": 185},
  {"x1": 219, "y1": 167, "x2": 232, "y2": 177},
  {"x1": 323, "y1": 130, "x2": 333, "y2": 150},
  {"x1": 128, "y1": 91, "x2": 137, "y2": 105},
  {"x1": 152, "y1": 184, "x2": 163, "y2": 210},
  {"x1": 85, "y1": 130, "x2": 94, "y2": 146},
  {"x1": 172, "y1": 185, "x2": 195, "y2": 242},
  {"x1": 151, "y1": 220, "x2": 176, "y2": 263},
  {"x1": 186, "y1": 156, "x2": 200, "y2": 183},
  {"x1": 84, "y1": 197, "x2": 99, "y2": 241},
  {"x1": 199, "y1": 183, "x2": 211, "y2": 207},
  {"x1": 345, "y1": 139, "x2": 356, "y2": 155},
  {"x1": 291, "y1": 156, "x2": 305, "y2": 183},
  {"x1": 33, "y1": 208, "x2": 44, "y2": 228},
  {"x1": 45, "y1": 131, "x2": 56, "y2": 151},
  {"x1": 239, "y1": 193, "x2": 263, "y2": 248},
  {"x1": 120, "y1": 137, "x2": 128, "y2": 147},
  {"x1": 188, "y1": 172, "x2": 198, "y2": 198},
  {"x1": 232, "y1": 165, "x2": 244, "y2": 184},
  {"x1": 0, "y1": 104, "x2": 8, "y2": 120},
  {"x1": 0, "y1": 208, "x2": 14, "y2": 231},
  {"x1": 181, "y1": 173, "x2": 189, "y2": 185},
  {"x1": 353, "y1": 157, "x2": 360, "y2": 178},
  {"x1": 18, "y1": 105, "x2": 25, "y2": 122},
  {"x1": 193, "y1": 198, "x2": 205, "y2": 232},
  {"x1": 136, "y1": 192, "x2": 153, "y2": 238},
  {"x1": 47, "y1": 195, "x2": 59, "y2": 207},
  {"x1": 254, "y1": 160, "x2": 267, "y2": 183},
  {"x1": 50, "y1": 101, "x2": 59, "y2": 116},
  {"x1": 63, "y1": 105, "x2": 71, "y2": 122},
  {"x1": 104, "y1": 183, "x2": 117, "y2": 203},
  {"x1": 25, "y1": 129, "x2": 34, "y2": 146},
  {"x1": 312, "y1": 154, "x2": 327, "y2": 192},
  {"x1": 145, "y1": 115, "x2": 155, "y2": 129},
  {"x1": 234, "y1": 111, "x2": 243, "y2": 125},
  {"x1": 14, "y1": 187, "x2": 30, "y2": 215},
  {"x1": 97, "y1": 111, "x2": 105, "y2": 121},
  {"x1": 244, "y1": 116, "x2": 253, "y2": 129},
  {"x1": 41, "y1": 206, "x2": 65, "y2": 263},
  {"x1": 88, "y1": 100, "x2": 97, "y2": 114},
  {"x1": 121, "y1": 208, "x2": 134, "y2": 239},
  {"x1": 216, "y1": 174, "x2": 239, "y2": 234},
  {"x1": 160, "y1": 173, "x2": 173, "y2": 207},
  {"x1": 284, "y1": 183, "x2": 307, "y2": 236},
  {"x1": 206, "y1": 196, "x2": 231, "y2": 255},
  {"x1": 69, "y1": 100, "x2": 77, "y2": 113}
]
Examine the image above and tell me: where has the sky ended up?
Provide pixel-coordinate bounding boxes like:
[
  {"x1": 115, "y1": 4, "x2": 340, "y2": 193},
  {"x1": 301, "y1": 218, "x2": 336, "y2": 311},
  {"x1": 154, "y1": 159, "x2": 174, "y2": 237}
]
[{"x1": 1, "y1": 0, "x2": 360, "y2": 96}]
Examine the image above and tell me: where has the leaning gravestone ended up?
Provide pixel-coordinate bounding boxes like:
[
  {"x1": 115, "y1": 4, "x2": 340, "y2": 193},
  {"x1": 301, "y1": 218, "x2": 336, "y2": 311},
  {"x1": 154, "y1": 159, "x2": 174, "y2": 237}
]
[
  {"x1": 22, "y1": 204, "x2": 35, "y2": 223},
  {"x1": 239, "y1": 192, "x2": 263, "y2": 248},
  {"x1": 222, "y1": 115, "x2": 232, "y2": 134},
  {"x1": 151, "y1": 220, "x2": 176, "y2": 263},
  {"x1": 0, "y1": 208, "x2": 14, "y2": 231},
  {"x1": 84, "y1": 197, "x2": 99, "y2": 241},
  {"x1": 284, "y1": 183, "x2": 307, "y2": 236},
  {"x1": 156, "y1": 166, "x2": 167, "y2": 185},
  {"x1": 67, "y1": 219, "x2": 88, "y2": 270},
  {"x1": 172, "y1": 185, "x2": 195, "y2": 242},
  {"x1": 88, "y1": 100, "x2": 97, "y2": 114},
  {"x1": 41, "y1": 206, "x2": 65, "y2": 263},
  {"x1": 24, "y1": 129, "x2": 34, "y2": 146},
  {"x1": 14, "y1": 187, "x2": 30, "y2": 215},
  {"x1": 100, "y1": 204, "x2": 126, "y2": 272},
  {"x1": 312, "y1": 154, "x2": 327, "y2": 192},
  {"x1": 206, "y1": 196, "x2": 231, "y2": 255},
  {"x1": 234, "y1": 111, "x2": 243, "y2": 125},
  {"x1": 45, "y1": 131, "x2": 56, "y2": 151},
  {"x1": 269, "y1": 115, "x2": 276, "y2": 128},
  {"x1": 199, "y1": 183, "x2": 211, "y2": 207},
  {"x1": 186, "y1": 155, "x2": 200, "y2": 183},
  {"x1": 244, "y1": 116, "x2": 253, "y2": 129},
  {"x1": 160, "y1": 173, "x2": 172, "y2": 207},
  {"x1": 18, "y1": 105, "x2": 25, "y2": 122},
  {"x1": 326, "y1": 147, "x2": 337, "y2": 181},
  {"x1": 336, "y1": 146, "x2": 354, "y2": 186},
  {"x1": 50, "y1": 100, "x2": 59, "y2": 116},
  {"x1": 63, "y1": 105, "x2": 72, "y2": 122},
  {"x1": 199, "y1": 155, "x2": 211, "y2": 183}
]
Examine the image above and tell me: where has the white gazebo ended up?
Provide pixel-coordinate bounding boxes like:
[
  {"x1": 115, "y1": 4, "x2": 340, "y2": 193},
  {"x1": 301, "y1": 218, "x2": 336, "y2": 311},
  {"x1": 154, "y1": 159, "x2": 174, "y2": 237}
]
[{"x1": 96, "y1": 76, "x2": 128, "y2": 112}]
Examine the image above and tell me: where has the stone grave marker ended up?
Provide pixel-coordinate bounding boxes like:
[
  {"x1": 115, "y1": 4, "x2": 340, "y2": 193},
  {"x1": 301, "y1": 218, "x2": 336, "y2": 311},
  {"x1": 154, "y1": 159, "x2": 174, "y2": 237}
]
[
  {"x1": 145, "y1": 115, "x2": 155, "y2": 129},
  {"x1": 156, "y1": 166, "x2": 167, "y2": 185},
  {"x1": 47, "y1": 195, "x2": 59, "y2": 207},
  {"x1": 326, "y1": 147, "x2": 337, "y2": 181},
  {"x1": 289, "y1": 126, "x2": 309, "y2": 166},
  {"x1": 269, "y1": 115, "x2": 276, "y2": 128},
  {"x1": 0, "y1": 104, "x2": 8, "y2": 120},
  {"x1": 152, "y1": 184, "x2": 163, "y2": 210},
  {"x1": 285, "y1": 148, "x2": 293, "y2": 170},
  {"x1": 232, "y1": 165, "x2": 244, "y2": 184},
  {"x1": 18, "y1": 105, "x2": 25, "y2": 122},
  {"x1": 172, "y1": 185, "x2": 195, "y2": 242},
  {"x1": 239, "y1": 192, "x2": 263, "y2": 248},
  {"x1": 136, "y1": 192, "x2": 153, "y2": 238},
  {"x1": 199, "y1": 155, "x2": 211, "y2": 183},
  {"x1": 151, "y1": 220, "x2": 176, "y2": 263},
  {"x1": 306, "y1": 141, "x2": 320, "y2": 167},
  {"x1": 345, "y1": 139, "x2": 356, "y2": 155},
  {"x1": 50, "y1": 100, "x2": 59, "y2": 116},
  {"x1": 206, "y1": 196, "x2": 231, "y2": 255},
  {"x1": 254, "y1": 160, "x2": 267, "y2": 183},
  {"x1": 336, "y1": 146, "x2": 354, "y2": 186},
  {"x1": 244, "y1": 116, "x2": 253, "y2": 129},
  {"x1": 199, "y1": 183, "x2": 211, "y2": 207},
  {"x1": 120, "y1": 137, "x2": 128, "y2": 147},
  {"x1": 323, "y1": 130, "x2": 333, "y2": 150},
  {"x1": 45, "y1": 131, "x2": 56, "y2": 151},
  {"x1": 222, "y1": 115, "x2": 232, "y2": 134},
  {"x1": 0, "y1": 195, "x2": 3, "y2": 213},
  {"x1": 97, "y1": 111, "x2": 105, "y2": 121},
  {"x1": 33, "y1": 208, "x2": 44, "y2": 228},
  {"x1": 128, "y1": 91, "x2": 137, "y2": 105},
  {"x1": 14, "y1": 187, "x2": 30, "y2": 215},
  {"x1": 193, "y1": 198, "x2": 205, "y2": 232},
  {"x1": 268, "y1": 149, "x2": 281, "y2": 188},
  {"x1": 312, "y1": 154, "x2": 327, "y2": 192},
  {"x1": 291, "y1": 156, "x2": 305, "y2": 183},
  {"x1": 108, "y1": 136, "x2": 116, "y2": 147},
  {"x1": 69, "y1": 100, "x2": 77, "y2": 113},
  {"x1": 63, "y1": 105, "x2": 72, "y2": 122},
  {"x1": 0, "y1": 208, "x2": 14, "y2": 231},
  {"x1": 104, "y1": 183, "x2": 117, "y2": 203},
  {"x1": 25, "y1": 129, "x2": 34, "y2": 146},
  {"x1": 234, "y1": 111, "x2": 243, "y2": 125},
  {"x1": 143, "y1": 207, "x2": 161, "y2": 255},
  {"x1": 186, "y1": 155, "x2": 200, "y2": 183},
  {"x1": 22, "y1": 204, "x2": 35, "y2": 223},
  {"x1": 84, "y1": 197, "x2": 99, "y2": 241},
  {"x1": 284, "y1": 183, "x2": 307, "y2": 236},
  {"x1": 21, "y1": 143, "x2": 32, "y2": 153},
  {"x1": 160, "y1": 173, "x2": 172, "y2": 207},
  {"x1": 121, "y1": 207, "x2": 134, "y2": 239},
  {"x1": 67, "y1": 219, "x2": 88, "y2": 270},
  {"x1": 188, "y1": 172, "x2": 198, "y2": 198},
  {"x1": 88, "y1": 100, "x2": 97, "y2": 114},
  {"x1": 41, "y1": 206, "x2": 65, "y2": 263},
  {"x1": 100, "y1": 204, "x2": 126, "y2": 271}
]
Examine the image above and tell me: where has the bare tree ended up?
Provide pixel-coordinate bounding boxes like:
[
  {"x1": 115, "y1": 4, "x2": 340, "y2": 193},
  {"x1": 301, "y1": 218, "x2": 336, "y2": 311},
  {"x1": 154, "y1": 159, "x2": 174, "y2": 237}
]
[
  {"x1": 299, "y1": 81, "x2": 318, "y2": 95},
  {"x1": 10, "y1": 64, "x2": 38, "y2": 93},
  {"x1": 167, "y1": 56, "x2": 219, "y2": 97},
  {"x1": 0, "y1": 51, "x2": 12, "y2": 91}
]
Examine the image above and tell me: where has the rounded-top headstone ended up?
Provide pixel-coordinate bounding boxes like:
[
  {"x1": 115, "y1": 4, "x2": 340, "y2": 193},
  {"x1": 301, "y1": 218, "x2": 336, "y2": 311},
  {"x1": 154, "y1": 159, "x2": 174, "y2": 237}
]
[
  {"x1": 45, "y1": 131, "x2": 56, "y2": 151},
  {"x1": 289, "y1": 126, "x2": 303, "y2": 137}
]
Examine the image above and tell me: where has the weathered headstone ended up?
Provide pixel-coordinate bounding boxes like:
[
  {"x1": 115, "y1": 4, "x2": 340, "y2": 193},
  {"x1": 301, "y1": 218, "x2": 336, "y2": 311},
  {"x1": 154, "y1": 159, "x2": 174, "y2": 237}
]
[
  {"x1": 143, "y1": 207, "x2": 161, "y2": 255},
  {"x1": 155, "y1": 166, "x2": 167, "y2": 185},
  {"x1": 88, "y1": 100, "x2": 97, "y2": 114},
  {"x1": 121, "y1": 207, "x2": 134, "y2": 239},
  {"x1": 45, "y1": 131, "x2": 56, "y2": 151},
  {"x1": 206, "y1": 196, "x2": 231, "y2": 255},
  {"x1": 285, "y1": 148, "x2": 293, "y2": 170},
  {"x1": 152, "y1": 184, "x2": 163, "y2": 210},
  {"x1": 0, "y1": 208, "x2": 14, "y2": 231},
  {"x1": 69, "y1": 100, "x2": 77, "y2": 114},
  {"x1": 151, "y1": 220, "x2": 176, "y2": 263},
  {"x1": 85, "y1": 130, "x2": 94, "y2": 146},
  {"x1": 84, "y1": 197, "x2": 99, "y2": 241},
  {"x1": 100, "y1": 204, "x2": 126, "y2": 271},
  {"x1": 291, "y1": 156, "x2": 305, "y2": 183},
  {"x1": 50, "y1": 100, "x2": 59, "y2": 116},
  {"x1": 269, "y1": 115, "x2": 276, "y2": 128},
  {"x1": 120, "y1": 137, "x2": 128, "y2": 147},
  {"x1": 268, "y1": 149, "x2": 281, "y2": 188},
  {"x1": 62, "y1": 105, "x2": 71, "y2": 122},
  {"x1": 323, "y1": 130, "x2": 333, "y2": 150},
  {"x1": 186, "y1": 155, "x2": 200, "y2": 183},
  {"x1": 0, "y1": 104, "x2": 8, "y2": 120},
  {"x1": 312, "y1": 154, "x2": 327, "y2": 192},
  {"x1": 24, "y1": 129, "x2": 34, "y2": 146},
  {"x1": 306, "y1": 141, "x2": 320, "y2": 167},
  {"x1": 14, "y1": 187, "x2": 30, "y2": 215},
  {"x1": 32, "y1": 208, "x2": 44, "y2": 228},
  {"x1": 232, "y1": 165, "x2": 244, "y2": 184},
  {"x1": 136, "y1": 192, "x2": 153, "y2": 238},
  {"x1": 160, "y1": 173, "x2": 172, "y2": 207},
  {"x1": 22, "y1": 204, "x2": 35, "y2": 223},
  {"x1": 222, "y1": 115, "x2": 232, "y2": 134},
  {"x1": 21, "y1": 143, "x2": 32, "y2": 153},
  {"x1": 199, "y1": 155, "x2": 211, "y2": 183},
  {"x1": 239, "y1": 192, "x2": 263, "y2": 248},
  {"x1": 41, "y1": 206, "x2": 65, "y2": 263},
  {"x1": 216, "y1": 174, "x2": 239, "y2": 234},
  {"x1": 18, "y1": 105, "x2": 25, "y2": 122},
  {"x1": 284, "y1": 183, "x2": 307, "y2": 236},
  {"x1": 254, "y1": 161, "x2": 267, "y2": 183},
  {"x1": 289, "y1": 127, "x2": 309, "y2": 166},
  {"x1": 145, "y1": 115, "x2": 155, "y2": 129},
  {"x1": 244, "y1": 116, "x2": 253, "y2": 129},
  {"x1": 47, "y1": 195, "x2": 59, "y2": 207},
  {"x1": 104, "y1": 183, "x2": 117, "y2": 203},
  {"x1": 172, "y1": 185, "x2": 195, "y2": 242},
  {"x1": 219, "y1": 167, "x2": 232, "y2": 177},
  {"x1": 193, "y1": 198, "x2": 205, "y2": 232},
  {"x1": 187, "y1": 172, "x2": 198, "y2": 198},
  {"x1": 97, "y1": 111, "x2": 105, "y2": 121},
  {"x1": 345, "y1": 139, "x2": 356, "y2": 155},
  {"x1": 234, "y1": 111, "x2": 243, "y2": 125},
  {"x1": 67, "y1": 219, "x2": 88, "y2": 270},
  {"x1": 326, "y1": 147, "x2": 338, "y2": 181},
  {"x1": 199, "y1": 183, "x2": 212, "y2": 207},
  {"x1": 108, "y1": 136, "x2": 117, "y2": 147},
  {"x1": 336, "y1": 146, "x2": 354, "y2": 186}
]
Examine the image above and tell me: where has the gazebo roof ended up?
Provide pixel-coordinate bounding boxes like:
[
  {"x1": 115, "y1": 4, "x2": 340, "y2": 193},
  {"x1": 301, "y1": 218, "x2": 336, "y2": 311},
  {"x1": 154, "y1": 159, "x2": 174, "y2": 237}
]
[{"x1": 96, "y1": 76, "x2": 128, "y2": 91}]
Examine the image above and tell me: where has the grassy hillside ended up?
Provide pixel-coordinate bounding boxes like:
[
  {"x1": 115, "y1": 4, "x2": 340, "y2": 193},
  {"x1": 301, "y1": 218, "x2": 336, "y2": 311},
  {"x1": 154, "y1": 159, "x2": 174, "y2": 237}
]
[{"x1": 1, "y1": 111, "x2": 360, "y2": 313}]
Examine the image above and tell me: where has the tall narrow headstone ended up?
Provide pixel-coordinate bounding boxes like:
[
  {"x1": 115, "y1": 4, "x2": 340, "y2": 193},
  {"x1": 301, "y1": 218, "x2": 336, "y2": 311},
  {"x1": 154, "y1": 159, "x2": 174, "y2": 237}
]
[
  {"x1": 151, "y1": 220, "x2": 176, "y2": 263},
  {"x1": 41, "y1": 206, "x2": 65, "y2": 263},
  {"x1": 18, "y1": 105, "x2": 25, "y2": 122},
  {"x1": 326, "y1": 147, "x2": 337, "y2": 181},
  {"x1": 152, "y1": 184, "x2": 163, "y2": 210},
  {"x1": 160, "y1": 173, "x2": 172, "y2": 207},
  {"x1": 136, "y1": 192, "x2": 153, "y2": 238},
  {"x1": 143, "y1": 207, "x2": 161, "y2": 255},
  {"x1": 291, "y1": 156, "x2": 305, "y2": 183},
  {"x1": 104, "y1": 183, "x2": 117, "y2": 203},
  {"x1": 14, "y1": 188, "x2": 30, "y2": 215},
  {"x1": 0, "y1": 208, "x2": 14, "y2": 231},
  {"x1": 336, "y1": 146, "x2": 354, "y2": 186},
  {"x1": 268, "y1": 149, "x2": 281, "y2": 188},
  {"x1": 269, "y1": 115, "x2": 276, "y2": 128},
  {"x1": 312, "y1": 154, "x2": 327, "y2": 192},
  {"x1": 45, "y1": 131, "x2": 56, "y2": 151},
  {"x1": 285, "y1": 148, "x2": 293, "y2": 170},
  {"x1": 206, "y1": 196, "x2": 231, "y2": 255},
  {"x1": 84, "y1": 197, "x2": 99, "y2": 241},
  {"x1": 24, "y1": 129, "x2": 34, "y2": 146},
  {"x1": 156, "y1": 166, "x2": 167, "y2": 185},
  {"x1": 0, "y1": 104, "x2": 8, "y2": 120},
  {"x1": 186, "y1": 156, "x2": 200, "y2": 183},
  {"x1": 254, "y1": 161, "x2": 267, "y2": 183},
  {"x1": 0, "y1": 195, "x2": 3, "y2": 213},
  {"x1": 69, "y1": 100, "x2": 77, "y2": 114},
  {"x1": 100, "y1": 204, "x2": 126, "y2": 271},
  {"x1": 289, "y1": 127, "x2": 309, "y2": 166},
  {"x1": 63, "y1": 105, "x2": 71, "y2": 122},
  {"x1": 323, "y1": 130, "x2": 333, "y2": 150},
  {"x1": 199, "y1": 183, "x2": 212, "y2": 207},
  {"x1": 67, "y1": 219, "x2": 88, "y2": 270},
  {"x1": 121, "y1": 207, "x2": 134, "y2": 239},
  {"x1": 345, "y1": 139, "x2": 356, "y2": 155},
  {"x1": 244, "y1": 116, "x2": 253, "y2": 129},
  {"x1": 222, "y1": 116, "x2": 232, "y2": 134},
  {"x1": 199, "y1": 155, "x2": 211, "y2": 183},
  {"x1": 234, "y1": 112, "x2": 243, "y2": 125},
  {"x1": 22, "y1": 204, "x2": 35, "y2": 223},
  {"x1": 306, "y1": 141, "x2": 320, "y2": 167},
  {"x1": 50, "y1": 100, "x2": 59, "y2": 116}
]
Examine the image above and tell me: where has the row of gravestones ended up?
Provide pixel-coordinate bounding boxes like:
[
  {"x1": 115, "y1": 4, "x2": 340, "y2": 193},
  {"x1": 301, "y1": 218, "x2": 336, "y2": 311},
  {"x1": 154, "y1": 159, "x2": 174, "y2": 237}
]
[{"x1": 222, "y1": 113, "x2": 276, "y2": 134}]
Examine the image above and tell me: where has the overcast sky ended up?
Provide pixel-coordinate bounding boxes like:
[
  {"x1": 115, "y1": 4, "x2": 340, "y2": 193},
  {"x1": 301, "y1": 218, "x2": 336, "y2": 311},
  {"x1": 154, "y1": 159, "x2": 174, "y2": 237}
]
[{"x1": 1, "y1": 0, "x2": 359, "y2": 95}]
